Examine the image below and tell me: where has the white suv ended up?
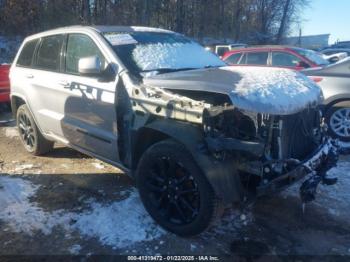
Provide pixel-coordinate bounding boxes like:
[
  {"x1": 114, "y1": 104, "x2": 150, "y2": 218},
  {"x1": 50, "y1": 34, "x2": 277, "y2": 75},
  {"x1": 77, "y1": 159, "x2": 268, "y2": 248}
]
[{"x1": 10, "y1": 26, "x2": 339, "y2": 236}]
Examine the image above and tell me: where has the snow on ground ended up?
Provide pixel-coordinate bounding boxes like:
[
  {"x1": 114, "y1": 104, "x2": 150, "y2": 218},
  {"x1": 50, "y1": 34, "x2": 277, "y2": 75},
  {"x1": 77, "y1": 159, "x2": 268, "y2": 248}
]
[
  {"x1": 0, "y1": 176, "x2": 72, "y2": 235},
  {"x1": 74, "y1": 190, "x2": 163, "y2": 247},
  {"x1": 223, "y1": 67, "x2": 322, "y2": 115},
  {"x1": 0, "y1": 176, "x2": 164, "y2": 248},
  {"x1": 4, "y1": 127, "x2": 18, "y2": 139},
  {"x1": 283, "y1": 157, "x2": 350, "y2": 218},
  {"x1": 315, "y1": 160, "x2": 350, "y2": 215}
]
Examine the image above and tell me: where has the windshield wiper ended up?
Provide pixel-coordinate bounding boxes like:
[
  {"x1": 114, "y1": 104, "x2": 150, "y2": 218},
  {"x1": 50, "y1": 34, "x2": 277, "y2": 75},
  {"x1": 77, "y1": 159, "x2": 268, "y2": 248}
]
[{"x1": 140, "y1": 67, "x2": 199, "y2": 74}]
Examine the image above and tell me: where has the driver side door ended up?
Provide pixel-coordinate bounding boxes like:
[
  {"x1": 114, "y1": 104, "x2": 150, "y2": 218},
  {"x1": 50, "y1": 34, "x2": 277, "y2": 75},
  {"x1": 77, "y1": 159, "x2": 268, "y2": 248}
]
[{"x1": 60, "y1": 33, "x2": 119, "y2": 162}]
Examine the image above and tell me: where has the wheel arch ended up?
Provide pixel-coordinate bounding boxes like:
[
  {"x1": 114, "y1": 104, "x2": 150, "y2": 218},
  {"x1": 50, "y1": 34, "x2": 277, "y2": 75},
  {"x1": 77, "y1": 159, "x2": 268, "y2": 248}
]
[
  {"x1": 324, "y1": 96, "x2": 350, "y2": 113},
  {"x1": 132, "y1": 119, "x2": 243, "y2": 204},
  {"x1": 10, "y1": 94, "x2": 27, "y2": 118}
]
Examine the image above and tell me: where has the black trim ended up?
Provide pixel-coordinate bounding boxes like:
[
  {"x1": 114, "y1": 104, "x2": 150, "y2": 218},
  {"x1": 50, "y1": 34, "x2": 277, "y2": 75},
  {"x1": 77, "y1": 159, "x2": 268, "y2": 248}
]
[{"x1": 76, "y1": 128, "x2": 112, "y2": 144}]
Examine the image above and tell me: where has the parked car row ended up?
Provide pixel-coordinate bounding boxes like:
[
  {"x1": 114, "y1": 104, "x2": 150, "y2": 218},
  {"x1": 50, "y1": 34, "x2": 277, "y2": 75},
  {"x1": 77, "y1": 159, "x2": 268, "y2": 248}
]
[
  {"x1": 319, "y1": 48, "x2": 350, "y2": 64},
  {"x1": 221, "y1": 46, "x2": 350, "y2": 142},
  {"x1": 222, "y1": 45, "x2": 329, "y2": 70}
]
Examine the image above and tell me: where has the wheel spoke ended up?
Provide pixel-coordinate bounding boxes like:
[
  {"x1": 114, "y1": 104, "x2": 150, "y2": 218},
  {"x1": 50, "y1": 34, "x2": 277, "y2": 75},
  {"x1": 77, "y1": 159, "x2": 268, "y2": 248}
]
[
  {"x1": 174, "y1": 202, "x2": 187, "y2": 223},
  {"x1": 176, "y1": 174, "x2": 188, "y2": 186},
  {"x1": 150, "y1": 170, "x2": 166, "y2": 184},
  {"x1": 179, "y1": 196, "x2": 195, "y2": 213},
  {"x1": 18, "y1": 123, "x2": 26, "y2": 131}
]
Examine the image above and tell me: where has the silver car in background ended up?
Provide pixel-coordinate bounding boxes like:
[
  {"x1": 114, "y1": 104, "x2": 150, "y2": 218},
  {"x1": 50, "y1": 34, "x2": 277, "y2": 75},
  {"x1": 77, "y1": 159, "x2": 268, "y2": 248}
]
[{"x1": 303, "y1": 58, "x2": 350, "y2": 141}]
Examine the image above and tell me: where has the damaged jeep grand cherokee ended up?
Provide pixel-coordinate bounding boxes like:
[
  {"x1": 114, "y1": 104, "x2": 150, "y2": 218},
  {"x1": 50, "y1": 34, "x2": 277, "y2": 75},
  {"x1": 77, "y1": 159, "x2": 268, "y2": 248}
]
[{"x1": 10, "y1": 26, "x2": 339, "y2": 236}]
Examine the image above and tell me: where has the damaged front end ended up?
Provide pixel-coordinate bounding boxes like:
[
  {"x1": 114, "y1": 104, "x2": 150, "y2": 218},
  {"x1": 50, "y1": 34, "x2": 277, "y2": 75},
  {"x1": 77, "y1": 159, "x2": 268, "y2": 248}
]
[
  {"x1": 122, "y1": 66, "x2": 339, "y2": 205},
  {"x1": 202, "y1": 104, "x2": 340, "y2": 203}
]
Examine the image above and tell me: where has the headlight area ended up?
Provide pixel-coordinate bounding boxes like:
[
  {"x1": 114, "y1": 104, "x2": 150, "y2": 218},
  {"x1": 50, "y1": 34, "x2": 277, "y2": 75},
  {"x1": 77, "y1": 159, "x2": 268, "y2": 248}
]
[{"x1": 202, "y1": 105, "x2": 339, "y2": 201}]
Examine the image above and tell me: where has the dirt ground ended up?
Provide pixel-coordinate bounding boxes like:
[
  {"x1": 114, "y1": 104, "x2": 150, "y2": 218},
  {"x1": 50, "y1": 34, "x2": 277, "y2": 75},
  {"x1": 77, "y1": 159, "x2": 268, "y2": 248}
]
[{"x1": 1, "y1": 106, "x2": 350, "y2": 261}]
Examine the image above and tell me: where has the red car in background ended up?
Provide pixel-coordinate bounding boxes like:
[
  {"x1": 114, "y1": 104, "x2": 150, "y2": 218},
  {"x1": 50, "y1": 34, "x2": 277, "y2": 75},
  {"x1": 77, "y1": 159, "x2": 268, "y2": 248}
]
[
  {"x1": 0, "y1": 64, "x2": 11, "y2": 104},
  {"x1": 222, "y1": 46, "x2": 329, "y2": 70}
]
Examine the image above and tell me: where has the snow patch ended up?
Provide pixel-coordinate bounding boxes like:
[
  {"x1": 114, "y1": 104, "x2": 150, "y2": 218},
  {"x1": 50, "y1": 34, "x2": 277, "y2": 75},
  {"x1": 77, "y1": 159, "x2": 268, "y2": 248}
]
[
  {"x1": 92, "y1": 162, "x2": 105, "y2": 170},
  {"x1": 0, "y1": 176, "x2": 163, "y2": 248},
  {"x1": 4, "y1": 127, "x2": 19, "y2": 138},
  {"x1": 283, "y1": 158, "x2": 350, "y2": 218},
  {"x1": 133, "y1": 42, "x2": 224, "y2": 72},
  {"x1": 223, "y1": 67, "x2": 323, "y2": 115},
  {"x1": 68, "y1": 244, "x2": 82, "y2": 255},
  {"x1": 0, "y1": 176, "x2": 72, "y2": 235},
  {"x1": 73, "y1": 190, "x2": 163, "y2": 248}
]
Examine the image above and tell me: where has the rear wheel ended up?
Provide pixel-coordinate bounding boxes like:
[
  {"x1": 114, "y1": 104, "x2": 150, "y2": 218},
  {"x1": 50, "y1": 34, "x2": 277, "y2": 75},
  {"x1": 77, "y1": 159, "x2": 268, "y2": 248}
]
[
  {"x1": 136, "y1": 139, "x2": 221, "y2": 236},
  {"x1": 17, "y1": 104, "x2": 54, "y2": 155},
  {"x1": 326, "y1": 106, "x2": 350, "y2": 142}
]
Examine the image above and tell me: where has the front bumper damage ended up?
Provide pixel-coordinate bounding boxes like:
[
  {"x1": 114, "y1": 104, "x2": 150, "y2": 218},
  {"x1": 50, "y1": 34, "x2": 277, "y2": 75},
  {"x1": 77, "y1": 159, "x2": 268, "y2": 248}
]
[{"x1": 256, "y1": 139, "x2": 339, "y2": 203}]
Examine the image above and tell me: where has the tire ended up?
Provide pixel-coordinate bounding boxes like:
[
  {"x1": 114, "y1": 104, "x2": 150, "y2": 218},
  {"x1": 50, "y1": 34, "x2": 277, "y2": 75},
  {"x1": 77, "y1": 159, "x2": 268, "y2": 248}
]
[
  {"x1": 326, "y1": 105, "x2": 350, "y2": 142},
  {"x1": 136, "y1": 139, "x2": 221, "y2": 237},
  {"x1": 16, "y1": 104, "x2": 54, "y2": 155}
]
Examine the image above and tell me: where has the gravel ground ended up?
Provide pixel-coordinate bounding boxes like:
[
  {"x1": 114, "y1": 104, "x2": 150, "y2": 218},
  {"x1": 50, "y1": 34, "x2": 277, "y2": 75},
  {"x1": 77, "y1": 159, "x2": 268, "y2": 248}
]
[{"x1": 1, "y1": 107, "x2": 350, "y2": 261}]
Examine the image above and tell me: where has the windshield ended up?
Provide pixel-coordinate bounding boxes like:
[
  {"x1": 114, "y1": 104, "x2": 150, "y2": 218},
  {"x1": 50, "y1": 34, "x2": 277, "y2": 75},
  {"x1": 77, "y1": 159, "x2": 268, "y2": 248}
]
[
  {"x1": 104, "y1": 31, "x2": 225, "y2": 76},
  {"x1": 293, "y1": 48, "x2": 329, "y2": 66}
]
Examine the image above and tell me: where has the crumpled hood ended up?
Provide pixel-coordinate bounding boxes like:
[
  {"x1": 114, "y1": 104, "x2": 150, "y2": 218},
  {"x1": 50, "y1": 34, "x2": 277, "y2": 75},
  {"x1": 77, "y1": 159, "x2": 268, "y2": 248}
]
[{"x1": 142, "y1": 66, "x2": 323, "y2": 115}]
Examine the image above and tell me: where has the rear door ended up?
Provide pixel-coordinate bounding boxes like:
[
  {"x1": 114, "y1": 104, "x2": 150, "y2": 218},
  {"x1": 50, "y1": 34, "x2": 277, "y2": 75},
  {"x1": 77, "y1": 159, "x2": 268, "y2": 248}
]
[
  {"x1": 59, "y1": 33, "x2": 119, "y2": 161},
  {"x1": 11, "y1": 35, "x2": 66, "y2": 137}
]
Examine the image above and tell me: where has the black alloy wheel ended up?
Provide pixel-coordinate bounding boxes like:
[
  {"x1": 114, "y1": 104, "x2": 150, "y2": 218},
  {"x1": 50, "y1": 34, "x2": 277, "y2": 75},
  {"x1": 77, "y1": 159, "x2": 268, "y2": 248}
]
[{"x1": 136, "y1": 139, "x2": 221, "y2": 236}]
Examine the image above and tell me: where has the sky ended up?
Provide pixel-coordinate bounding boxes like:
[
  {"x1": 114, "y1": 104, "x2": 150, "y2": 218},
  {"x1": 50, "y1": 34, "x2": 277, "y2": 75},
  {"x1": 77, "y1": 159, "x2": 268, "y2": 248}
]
[{"x1": 293, "y1": 0, "x2": 350, "y2": 44}]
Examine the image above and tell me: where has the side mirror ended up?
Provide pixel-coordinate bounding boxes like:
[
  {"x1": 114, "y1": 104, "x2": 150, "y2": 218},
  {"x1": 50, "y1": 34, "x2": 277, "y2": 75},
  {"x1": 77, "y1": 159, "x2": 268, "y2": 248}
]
[{"x1": 78, "y1": 56, "x2": 101, "y2": 75}]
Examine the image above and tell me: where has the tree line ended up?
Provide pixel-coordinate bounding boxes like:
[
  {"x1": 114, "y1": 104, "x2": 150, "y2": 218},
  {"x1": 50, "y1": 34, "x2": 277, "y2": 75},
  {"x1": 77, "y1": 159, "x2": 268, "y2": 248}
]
[{"x1": 0, "y1": 0, "x2": 309, "y2": 44}]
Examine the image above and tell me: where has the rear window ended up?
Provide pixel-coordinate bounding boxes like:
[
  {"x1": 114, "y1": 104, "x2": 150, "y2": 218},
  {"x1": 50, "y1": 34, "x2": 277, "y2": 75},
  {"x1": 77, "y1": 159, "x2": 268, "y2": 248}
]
[
  {"x1": 293, "y1": 48, "x2": 329, "y2": 66},
  {"x1": 16, "y1": 39, "x2": 39, "y2": 67},
  {"x1": 224, "y1": 53, "x2": 242, "y2": 65},
  {"x1": 35, "y1": 35, "x2": 64, "y2": 71}
]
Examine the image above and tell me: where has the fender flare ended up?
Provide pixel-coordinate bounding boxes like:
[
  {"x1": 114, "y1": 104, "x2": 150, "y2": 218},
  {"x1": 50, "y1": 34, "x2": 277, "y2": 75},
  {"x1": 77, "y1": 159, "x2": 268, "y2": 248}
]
[{"x1": 140, "y1": 119, "x2": 243, "y2": 204}]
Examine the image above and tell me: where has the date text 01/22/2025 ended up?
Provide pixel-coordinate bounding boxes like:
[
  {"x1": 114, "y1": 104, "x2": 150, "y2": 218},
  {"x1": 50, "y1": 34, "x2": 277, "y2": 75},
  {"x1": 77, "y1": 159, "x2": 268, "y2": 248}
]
[{"x1": 127, "y1": 255, "x2": 220, "y2": 261}]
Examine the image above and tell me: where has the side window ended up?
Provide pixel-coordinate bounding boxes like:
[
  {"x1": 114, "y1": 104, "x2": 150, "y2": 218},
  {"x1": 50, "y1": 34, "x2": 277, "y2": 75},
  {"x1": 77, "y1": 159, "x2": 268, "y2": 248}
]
[
  {"x1": 272, "y1": 52, "x2": 302, "y2": 67},
  {"x1": 35, "y1": 35, "x2": 64, "y2": 71},
  {"x1": 224, "y1": 53, "x2": 242, "y2": 65},
  {"x1": 66, "y1": 34, "x2": 106, "y2": 74},
  {"x1": 246, "y1": 52, "x2": 268, "y2": 65},
  {"x1": 16, "y1": 39, "x2": 39, "y2": 67}
]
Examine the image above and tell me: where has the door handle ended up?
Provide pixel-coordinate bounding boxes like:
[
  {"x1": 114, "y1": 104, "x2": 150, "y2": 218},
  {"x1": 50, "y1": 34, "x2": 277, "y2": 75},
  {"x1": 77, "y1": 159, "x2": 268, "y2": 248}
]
[
  {"x1": 26, "y1": 74, "x2": 34, "y2": 79},
  {"x1": 59, "y1": 80, "x2": 71, "y2": 88}
]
